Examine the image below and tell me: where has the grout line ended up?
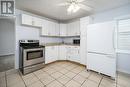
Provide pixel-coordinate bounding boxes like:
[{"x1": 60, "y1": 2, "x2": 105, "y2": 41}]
[
  {"x1": 80, "y1": 71, "x2": 92, "y2": 87},
  {"x1": 33, "y1": 72, "x2": 47, "y2": 86},
  {"x1": 5, "y1": 72, "x2": 7, "y2": 87},
  {"x1": 98, "y1": 75, "x2": 104, "y2": 87},
  {"x1": 18, "y1": 70, "x2": 28, "y2": 87}
]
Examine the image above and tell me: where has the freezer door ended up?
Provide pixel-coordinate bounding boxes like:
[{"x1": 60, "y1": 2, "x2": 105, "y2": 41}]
[
  {"x1": 87, "y1": 53, "x2": 116, "y2": 78},
  {"x1": 87, "y1": 21, "x2": 115, "y2": 54}
]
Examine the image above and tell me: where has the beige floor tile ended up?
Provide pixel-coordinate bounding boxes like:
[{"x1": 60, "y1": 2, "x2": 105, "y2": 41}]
[
  {"x1": 7, "y1": 73, "x2": 23, "y2": 86},
  {"x1": 42, "y1": 66, "x2": 52, "y2": 71},
  {"x1": 57, "y1": 75, "x2": 71, "y2": 84},
  {"x1": 45, "y1": 68, "x2": 57, "y2": 74},
  {"x1": 0, "y1": 72, "x2": 5, "y2": 78},
  {"x1": 22, "y1": 73, "x2": 35, "y2": 80},
  {"x1": 40, "y1": 75, "x2": 55, "y2": 85},
  {"x1": 78, "y1": 70, "x2": 91, "y2": 78},
  {"x1": 81, "y1": 79, "x2": 99, "y2": 87},
  {"x1": 71, "y1": 66, "x2": 84, "y2": 74},
  {"x1": 0, "y1": 77, "x2": 6, "y2": 87},
  {"x1": 6, "y1": 69, "x2": 18, "y2": 75},
  {"x1": 9, "y1": 81, "x2": 26, "y2": 87},
  {"x1": 28, "y1": 81, "x2": 44, "y2": 87},
  {"x1": 65, "y1": 72, "x2": 77, "y2": 78},
  {"x1": 53, "y1": 66, "x2": 63, "y2": 71},
  {"x1": 23, "y1": 76, "x2": 39, "y2": 86},
  {"x1": 117, "y1": 73, "x2": 130, "y2": 87},
  {"x1": 88, "y1": 72, "x2": 102, "y2": 84},
  {"x1": 51, "y1": 72, "x2": 63, "y2": 79},
  {"x1": 65, "y1": 65, "x2": 77, "y2": 70},
  {"x1": 100, "y1": 77, "x2": 116, "y2": 87},
  {"x1": 59, "y1": 69, "x2": 69, "y2": 74},
  {"x1": 36, "y1": 72, "x2": 49, "y2": 79},
  {"x1": 60, "y1": 63, "x2": 71, "y2": 68},
  {"x1": 65, "y1": 80, "x2": 81, "y2": 87},
  {"x1": 33, "y1": 70, "x2": 44, "y2": 75},
  {"x1": 73, "y1": 74, "x2": 86, "y2": 84},
  {"x1": 46, "y1": 80, "x2": 63, "y2": 87}
]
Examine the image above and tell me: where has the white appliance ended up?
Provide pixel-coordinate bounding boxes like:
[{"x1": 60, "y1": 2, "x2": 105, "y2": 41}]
[{"x1": 87, "y1": 21, "x2": 116, "y2": 78}]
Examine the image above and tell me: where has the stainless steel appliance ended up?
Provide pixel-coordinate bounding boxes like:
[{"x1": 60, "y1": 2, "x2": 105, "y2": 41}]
[{"x1": 19, "y1": 40, "x2": 45, "y2": 74}]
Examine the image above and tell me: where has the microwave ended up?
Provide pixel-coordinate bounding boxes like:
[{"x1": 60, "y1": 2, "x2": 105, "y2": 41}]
[{"x1": 73, "y1": 39, "x2": 80, "y2": 44}]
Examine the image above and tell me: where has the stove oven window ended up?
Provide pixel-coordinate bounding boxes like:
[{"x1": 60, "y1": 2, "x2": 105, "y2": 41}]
[{"x1": 27, "y1": 50, "x2": 43, "y2": 60}]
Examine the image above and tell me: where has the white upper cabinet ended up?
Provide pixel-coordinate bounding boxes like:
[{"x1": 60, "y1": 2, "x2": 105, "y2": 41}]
[
  {"x1": 60, "y1": 24, "x2": 67, "y2": 36},
  {"x1": 41, "y1": 19, "x2": 49, "y2": 35},
  {"x1": 32, "y1": 17, "x2": 42, "y2": 27},
  {"x1": 55, "y1": 23, "x2": 60, "y2": 36},
  {"x1": 67, "y1": 20, "x2": 80, "y2": 36},
  {"x1": 21, "y1": 14, "x2": 42, "y2": 28},
  {"x1": 41, "y1": 20, "x2": 60, "y2": 36},
  {"x1": 21, "y1": 14, "x2": 32, "y2": 26}
]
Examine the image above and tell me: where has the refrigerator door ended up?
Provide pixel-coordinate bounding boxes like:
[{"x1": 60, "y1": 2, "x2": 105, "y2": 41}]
[
  {"x1": 87, "y1": 52, "x2": 116, "y2": 78},
  {"x1": 87, "y1": 21, "x2": 115, "y2": 54}
]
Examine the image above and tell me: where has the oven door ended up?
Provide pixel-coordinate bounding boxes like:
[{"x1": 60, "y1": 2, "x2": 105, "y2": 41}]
[{"x1": 23, "y1": 48, "x2": 45, "y2": 67}]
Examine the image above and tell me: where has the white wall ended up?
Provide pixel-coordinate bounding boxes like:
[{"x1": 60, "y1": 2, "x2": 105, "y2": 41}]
[
  {"x1": 0, "y1": 19, "x2": 15, "y2": 56},
  {"x1": 91, "y1": 4, "x2": 130, "y2": 74},
  {"x1": 91, "y1": 4, "x2": 130, "y2": 23}
]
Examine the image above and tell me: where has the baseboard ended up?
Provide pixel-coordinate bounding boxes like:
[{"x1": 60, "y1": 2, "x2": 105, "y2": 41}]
[
  {"x1": 45, "y1": 60, "x2": 86, "y2": 67},
  {"x1": 0, "y1": 53, "x2": 14, "y2": 57},
  {"x1": 117, "y1": 68, "x2": 130, "y2": 74}
]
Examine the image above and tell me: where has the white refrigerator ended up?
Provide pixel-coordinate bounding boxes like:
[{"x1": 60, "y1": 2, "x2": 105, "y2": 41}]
[{"x1": 87, "y1": 21, "x2": 116, "y2": 78}]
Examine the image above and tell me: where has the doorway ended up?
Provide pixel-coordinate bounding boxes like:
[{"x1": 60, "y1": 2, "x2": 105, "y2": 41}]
[{"x1": 0, "y1": 17, "x2": 15, "y2": 72}]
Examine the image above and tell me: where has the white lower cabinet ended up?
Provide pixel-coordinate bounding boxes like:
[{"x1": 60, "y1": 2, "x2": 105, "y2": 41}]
[
  {"x1": 58, "y1": 45, "x2": 67, "y2": 60},
  {"x1": 66, "y1": 46, "x2": 80, "y2": 63},
  {"x1": 45, "y1": 45, "x2": 80, "y2": 64},
  {"x1": 45, "y1": 46, "x2": 59, "y2": 64}
]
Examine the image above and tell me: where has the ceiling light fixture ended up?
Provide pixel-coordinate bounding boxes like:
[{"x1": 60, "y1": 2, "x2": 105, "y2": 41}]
[{"x1": 67, "y1": 2, "x2": 80, "y2": 13}]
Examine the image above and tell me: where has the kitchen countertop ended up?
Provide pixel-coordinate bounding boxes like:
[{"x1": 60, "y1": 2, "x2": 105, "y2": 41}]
[{"x1": 40, "y1": 43, "x2": 80, "y2": 46}]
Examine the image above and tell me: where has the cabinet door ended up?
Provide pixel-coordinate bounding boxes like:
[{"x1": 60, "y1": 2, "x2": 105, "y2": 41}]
[
  {"x1": 73, "y1": 21, "x2": 80, "y2": 35},
  {"x1": 50, "y1": 21, "x2": 56, "y2": 36},
  {"x1": 87, "y1": 53, "x2": 116, "y2": 77},
  {"x1": 55, "y1": 23, "x2": 60, "y2": 36},
  {"x1": 66, "y1": 46, "x2": 80, "y2": 63},
  {"x1": 60, "y1": 24, "x2": 67, "y2": 36},
  {"x1": 32, "y1": 17, "x2": 42, "y2": 27},
  {"x1": 41, "y1": 20, "x2": 49, "y2": 35},
  {"x1": 45, "y1": 46, "x2": 58, "y2": 63},
  {"x1": 67, "y1": 23, "x2": 73, "y2": 36},
  {"x1": 59, "y1": 46, "x2": 67, "y2": 60},
  {"x1": 21, "y1": 14, "x2": 32, "y2": 25}
]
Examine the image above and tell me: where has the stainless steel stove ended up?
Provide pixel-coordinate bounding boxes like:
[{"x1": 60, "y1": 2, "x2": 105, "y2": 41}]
[{"x1": 19, "y1": 40, "x2": 45, "y2": 74}]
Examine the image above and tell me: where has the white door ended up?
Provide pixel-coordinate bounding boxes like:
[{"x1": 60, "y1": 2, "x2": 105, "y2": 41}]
[
  {"x1": 45, "y1": 46, "x2": 58, "y2": 63},
  {"x1": 59, "y1": 46, "x2": 67, "y2": 60},
  {"x1": 87, "y1": 21, "x2": 115, "y2": 54}
]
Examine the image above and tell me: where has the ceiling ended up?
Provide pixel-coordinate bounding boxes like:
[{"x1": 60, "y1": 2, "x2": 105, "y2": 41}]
[{"x1": 16, "y1": 0, "x2": 130, "y2": 21}]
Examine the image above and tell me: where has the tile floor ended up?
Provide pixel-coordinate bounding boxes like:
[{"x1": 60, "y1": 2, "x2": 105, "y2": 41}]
[{"x1": 0, "y1": 61, "x2": 130, "y2": 87}]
